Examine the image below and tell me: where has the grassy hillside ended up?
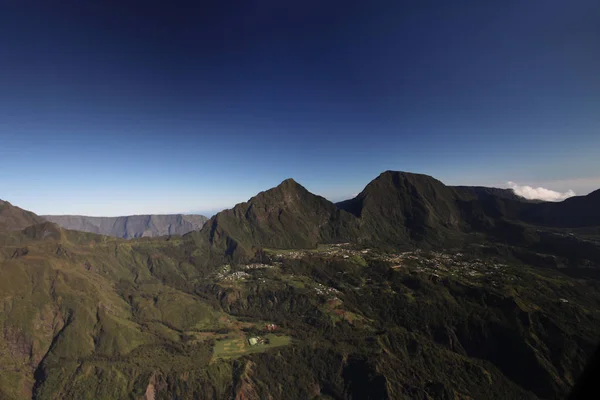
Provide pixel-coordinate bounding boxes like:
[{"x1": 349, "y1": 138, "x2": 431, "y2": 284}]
[
  {"x1": 2, "y1": 223, "x2": 598, "y2": 399},
  {"x1": 0, "y1": 225, "x2": 225, "y2": 399}
]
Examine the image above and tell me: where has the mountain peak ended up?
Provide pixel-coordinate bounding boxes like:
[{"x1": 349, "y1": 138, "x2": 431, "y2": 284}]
[
  {"x1": 276, "y1": 178, "x2": 304, "y2": 191},
  {"x1": 362, "y1": 171, "x2": 446, "y2": 196},
  {"x1": 194, "y1": 176, "x2": 358, "y2": 258},
  {"x1": 377, "y1": 170, "x2": 439, "y2": 182},
  {"x1": 262, "y1": 178, "x2": 311, "y2": 200},
  {"x1": 338, "y1": 170, "x2": 462, "y2": 245},
  {"x1": 380, "y1": 170, "x2": 431, "y2": 177}
]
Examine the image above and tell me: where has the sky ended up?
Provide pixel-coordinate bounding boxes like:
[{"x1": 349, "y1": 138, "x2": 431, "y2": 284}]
[{"x1": 1, "y1": 0, "x2": 599, "y2": 216}]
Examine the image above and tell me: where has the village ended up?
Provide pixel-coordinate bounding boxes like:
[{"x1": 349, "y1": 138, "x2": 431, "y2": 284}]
[
  {"x1": 213, "y1": 243, "x2": 522, "y2": 293},
  {"x1": 207, "y1": 244, "x2": 553, "y2": 364},
  {"x1": 388, "y1": 250, "x2": 518, "y2": 288},
  {"x1": 270, "y1": 244, "x2": 521, "y2": 288},
  {"x1": 312, "y1": 281, "x2": 341, "y2": 298},
  {"x1": 270, "y1": 243, "x2": 361, "y2": 260},
  {"x1": 214, "y1": 263, "x2": 277, "y2": 282}
]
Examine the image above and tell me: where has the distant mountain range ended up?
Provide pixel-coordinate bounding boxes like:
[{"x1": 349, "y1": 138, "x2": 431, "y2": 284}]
[{"x1": 41, "y1": 214, "x2": 208, "y2": 239}]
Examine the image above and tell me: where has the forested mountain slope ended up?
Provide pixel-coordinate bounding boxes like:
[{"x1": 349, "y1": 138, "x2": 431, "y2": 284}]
[{"x1": 1, "y1": 172, "x2": 599, "y2": 399}]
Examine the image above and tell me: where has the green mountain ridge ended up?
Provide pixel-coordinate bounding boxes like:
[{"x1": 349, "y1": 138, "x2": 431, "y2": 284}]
[{"x1": 1, "y1": 170, "x2": 599, "y2": 399}]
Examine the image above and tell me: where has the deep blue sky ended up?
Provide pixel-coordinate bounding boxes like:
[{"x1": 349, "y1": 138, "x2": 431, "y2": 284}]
[{"x1": 1, "y1": 0, "x2": 599, "y2": 216}]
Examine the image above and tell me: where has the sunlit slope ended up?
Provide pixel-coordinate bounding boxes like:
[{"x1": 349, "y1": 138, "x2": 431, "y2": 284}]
[{"x1": 0, "y1": 223, "x2": 225, "y2": 399}]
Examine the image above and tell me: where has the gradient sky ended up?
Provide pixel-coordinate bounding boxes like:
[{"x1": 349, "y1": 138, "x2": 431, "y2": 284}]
[{"x1": 1, "y1": 1, "x2": 599, "y2": 216}]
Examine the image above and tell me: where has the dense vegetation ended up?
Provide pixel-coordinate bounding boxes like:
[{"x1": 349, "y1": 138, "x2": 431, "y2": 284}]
[{"x1": 1, "y1": 171, "x2": 599, "y2": 399}]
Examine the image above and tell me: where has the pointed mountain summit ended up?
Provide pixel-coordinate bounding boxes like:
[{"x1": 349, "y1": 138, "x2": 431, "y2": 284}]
[
  {"x1": 0, "y1": 199, "x2": 46, "y2": 232},
  {"x1": 190, "y1": 178, "x2": 358, "y2": 260}
]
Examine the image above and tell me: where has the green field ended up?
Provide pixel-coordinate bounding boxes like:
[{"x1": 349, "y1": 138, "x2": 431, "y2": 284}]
[{"x1": 212, "y1": 334, "x2": 292, "y2": 360}]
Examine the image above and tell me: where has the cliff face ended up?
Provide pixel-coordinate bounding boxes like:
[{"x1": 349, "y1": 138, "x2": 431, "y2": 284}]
[{"x1": 42, "y1": 214, "x2": 208, "y2": 238}]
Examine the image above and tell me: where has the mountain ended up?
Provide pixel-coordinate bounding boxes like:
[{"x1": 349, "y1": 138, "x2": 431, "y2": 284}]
[
  {"x1": 1, "y1": 173, "x2": 600, "y2": 399},
  {"x1": 41, "y1": 214, "x2": 208, "y2": 239},
  {"x1": 188, "y1": 171, "x2": 600, "y2": 265},
  {"x1": 188, "y1": 178, "x2": 358, "y2": 261},
  {"x1": 338, "y1": 170, "x2": 599, "y2": 236},
  {"x1": 0, "y1": 200, "x2": 46, "y2": 231},
  {"x1": 337, "y1": 171, "x2": 464, "y2": 247}
]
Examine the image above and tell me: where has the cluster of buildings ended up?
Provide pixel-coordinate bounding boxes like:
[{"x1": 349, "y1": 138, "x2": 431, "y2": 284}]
[
  {"x1": 272, "y1": 243, "x2": 369, "y2": 260},
  {"x1": 273, "y1": 251, "x2": 307, "y2": 260},
  {"x1": 248, "y1": 336, "x2": 268, "y2": 346},
  {"x1": 215, "y1": 262, "x2": 280, "y2": 282},
  {"x1": 215, "y1": 245, "x2": 517, "y2": 290},
  {"x1": 265, "y1": 323, "x2": 277, "y2": 331},
  {"x1": 242, "y1": 263, "x2": 274, "y2": 270},
  {"x1": 221, "y1": 271, "x2": 251, "y2": 281},
  {"x1": 313, "y1": 282, "x2": 341, "y2": 298},
  {"x1": 214, "y1": 264, "x2": 251, "y2": 282},
  {"x1": 389, "y1": 250, "x2": 513, "y2": 286}
]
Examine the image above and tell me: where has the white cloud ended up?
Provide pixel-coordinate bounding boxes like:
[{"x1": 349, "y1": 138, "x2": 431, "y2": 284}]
[{"x1": 507, "y1": 182, "x2": 576, "y2": 202}]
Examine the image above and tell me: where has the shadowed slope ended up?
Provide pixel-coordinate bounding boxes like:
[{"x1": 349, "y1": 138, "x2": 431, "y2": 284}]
[
  {"x1": 337, "y1": 171, "x2": 464, "y2": 246},
  {"x1": 515, "y1": 189, "x2": 600, "y2": 228}
]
